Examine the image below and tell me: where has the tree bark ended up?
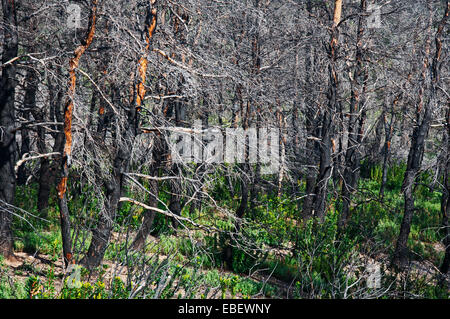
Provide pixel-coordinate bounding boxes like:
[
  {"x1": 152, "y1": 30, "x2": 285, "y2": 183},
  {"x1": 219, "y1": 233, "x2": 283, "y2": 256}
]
[
  {"x1": 339, "y1": 0, "x2": 367, "y2": 228},
  {"x1": 393, "y1": 1, "x2": 448, "y2": 267},
  {"x1": 440, "y1": 103, "x2": 450, "y2": 275},
  {"x1": 82, "y1": 1, "x2": 157, "y2": 268},
  {"x1": 312, "y1": 0, "x2": 342, "y2": 221},
  {"x1": 57, "y1": 0, "x2": 98, "y2": 267},
  {"x1": 0, "y1": 0, "x2": 18, "y2": 259},
  {"x1": 379, "y1": 95, "x2": 398, "y2": 199},
  {"x1": 36, "y1": 74, "x2": 64, "y2": 218}
]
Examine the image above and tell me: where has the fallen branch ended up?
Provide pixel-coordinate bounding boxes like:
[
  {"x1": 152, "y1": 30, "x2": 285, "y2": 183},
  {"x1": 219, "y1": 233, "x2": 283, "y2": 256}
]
[{"x1": 119, "y1": 197, "x2": 228, "y2": 234}]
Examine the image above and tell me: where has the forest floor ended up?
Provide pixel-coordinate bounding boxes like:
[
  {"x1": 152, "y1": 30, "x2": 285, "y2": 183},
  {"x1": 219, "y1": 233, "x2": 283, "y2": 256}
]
[{"x1": 2, "y1": 233, "x2": 448, "y2": 299}]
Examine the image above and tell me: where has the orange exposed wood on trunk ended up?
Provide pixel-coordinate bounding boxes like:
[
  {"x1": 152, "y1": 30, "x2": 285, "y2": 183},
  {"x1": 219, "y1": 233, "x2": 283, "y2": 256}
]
[
  {"x1": 136, "y1": 7, "x2": 157, "y2": 110},
  {"x1": 330, "y1": 0, "x2": 343, "y2": 57},
  {"x1": 57, "y1": 0, "x2": 98, "y2": 199},
  {"x1": 57, "y1": 177, "x2": 68, "y2": 199},
  {"x1": 333, "y1": 0, "x2": 343, "y2": 27}
]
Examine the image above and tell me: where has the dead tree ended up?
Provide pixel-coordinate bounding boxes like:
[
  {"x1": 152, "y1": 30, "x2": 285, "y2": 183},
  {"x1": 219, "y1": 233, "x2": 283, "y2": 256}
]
[
  {"x1": 339, "y1": 0, "x2": 368, "y2": 228},
  {"x1": 312, "y1": 0, "x2": 343, "y2": 221},
  {"x1": 393, "y1": 1, "x2": 449, "y2": 267},
  {"x1": 82, "y1": 0, "x2": 158, "y2": 268},
  {"x1": 0, "y1": 0, "x2": 18, "y2": 259},
  {"x1": 56, "y1": 0, "x2": 99, "y2": 267}
]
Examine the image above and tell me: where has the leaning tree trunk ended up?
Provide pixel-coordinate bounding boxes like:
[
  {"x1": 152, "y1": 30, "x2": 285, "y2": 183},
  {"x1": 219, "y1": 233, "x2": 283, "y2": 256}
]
[
  {"x1": 0, "y1": 0, "x2": 18, "y2": 259},
  {"x1": 57, "y1": 0, "x2": 98, "y2": 268},
  {"x1": 131, "y1": 131, "x2": 164, "y2": 250},
  {"x1": 393, "y1": 1, "x2": 448, "y2": 267}
]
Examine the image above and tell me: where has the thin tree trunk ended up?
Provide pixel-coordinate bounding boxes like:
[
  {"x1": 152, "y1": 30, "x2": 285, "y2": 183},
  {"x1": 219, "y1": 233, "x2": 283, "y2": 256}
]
[
  {"x1": 36, "y1": 75, "x2": 64, "y2": 218},
  {"x1": 440, "y1": 103, "x2": 450, "y2": 275},
  {"x1": 57, "y1": 0, "x2": 98, "y2": 267},
  {"x1": 339, "y1": 0, "x2": 367, "y2": 228},
  {"x1": 379, "y1": 95, "x2": 398, "y2": 199},
  {"x1": 17, "y1": 71, "x2": 37, "y2": 185}
]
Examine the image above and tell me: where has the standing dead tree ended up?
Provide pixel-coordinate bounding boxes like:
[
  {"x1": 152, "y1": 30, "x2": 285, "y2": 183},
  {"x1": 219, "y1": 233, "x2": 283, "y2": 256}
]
[
  {"x1": 82, "y1": 0, "x2": 158, "y2": 269},
  {"x1": 393, "y1": 0, "x2": 449, "y2": 267},
  {"x1": 339, "y1": 0, "x2": 368, "y2": 229},
  {"x1": 311, "y1": 0, "x2": 343, "y2": 221},
  {"x1": 0, "y1": 0, "x2": 18, "y2": 259},
  {"x1": 57, "y1": 0, "x2": 99, "y2": 268}
]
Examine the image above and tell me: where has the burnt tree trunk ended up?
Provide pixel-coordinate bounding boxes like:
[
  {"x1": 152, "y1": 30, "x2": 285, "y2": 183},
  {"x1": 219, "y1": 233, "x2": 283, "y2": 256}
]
[
  {"x1": 17, "y1": 71, "x2": 37, "y2": 185},
  {"x1": 82, "y1": 2, "x2": 157, "y2": 268},
  {"x1": 379, "y1": 95, "x2": 398, "y2": 199},
  {"x1": 312, "y1": 0, "x2": 342, "y2": 221},
  {"x1": 57, "y1": 0, "x2": 98, "y2": 267},
  {"x1": 393, "y1": 1, "x2": 448, "y2": 267},
  {"x1": 339, "y1": 0, "x2": 367, "y2": 228},
  {"x1": 0, "y1": 0, "x2": 18, "y2": 259},
  {"x1": 36, "y1": 74, "x2": 64, "y2": 218},
  {"x1": 440, "y1": 103, "x2": 450, "y2": 275}
]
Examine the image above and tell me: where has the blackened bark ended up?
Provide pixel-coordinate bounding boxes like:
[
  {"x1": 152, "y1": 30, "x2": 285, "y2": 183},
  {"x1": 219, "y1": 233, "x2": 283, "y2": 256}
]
[
  {"x1": 339, "y1": 0, "x2": 367, "y2": 228},
  {"x1": 17, "y1": 69, "x2": 39, "y2": 185},
  {"x1": 82, "y1": 133, "x2": 127, "y2": 268},
  {"x1": 169, "y1": 97, "x2": 186, "y2": 230},
  {"x1": 57, "y1": 0, "x2": 99, "y2": 267},
  {"x1": 393, "y1": 88, "x2": 432, "y2": 267},
  {"x1": 0, "y1": 0, "x2": 18, "y2": 258},
  {"x1": 393, "y1": 2, "x2": 448, "y2": 267},
  {"x1": 311, "y1": 0, "x2": 342, "y2": 221},
  {"x1": 379, "y1": 96, "x2": 398, "y2": 199},
  {"x1": 300, "y1": 0, "x2": 318, "y2": 221},
  {"x1": 36, "y1": 77, "x2": 64, "y2": 218},
  {"x1": 82, "y1": 2, "x2": 157, "y2": 268},
  {"x1": 131, "y1": 169, "x2": 158, "y2": 250},
  {"x1": 440, "y1": 103, "x2": 450, "y2": 275}
]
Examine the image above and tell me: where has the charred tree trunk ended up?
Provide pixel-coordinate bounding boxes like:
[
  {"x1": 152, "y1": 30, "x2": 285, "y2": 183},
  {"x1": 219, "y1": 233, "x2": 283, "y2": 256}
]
[
  {"x1": 17, "y1": 71, "x2": 37, "y2": 185},
  {"x1": 0, "y1": 0, "x2": 18, "y2": 259},
  {"x1": 393, "y1": 1, "x2": 448, "y2": 267},
  {"x1": 57, "y1": 0, "x2": 98, "y2": 267},
  {"x1": 82, "y1": 117, "x2": 129, "y2": 268},
  {"x1": 440, "y1": 103, "x2": 450, "y2": 275},
  {"x1": 379, "y1": 95, "x2": 398, "y2": 199},
  {"x1": 82, "y1": 1, "x2": 157, "y2": 268},
  {"x1": 130, "y1": 152, "x2": 160, "y2": 250},
  {"x1": 36, "y1": 75, "x2": 64, "y2": 218},
  {"x1": 312, "y1": 0, "x2": 342, "y2": 221},
  {"x1": 339, "y1": 0, "x2": 367, "y2": 228}
]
